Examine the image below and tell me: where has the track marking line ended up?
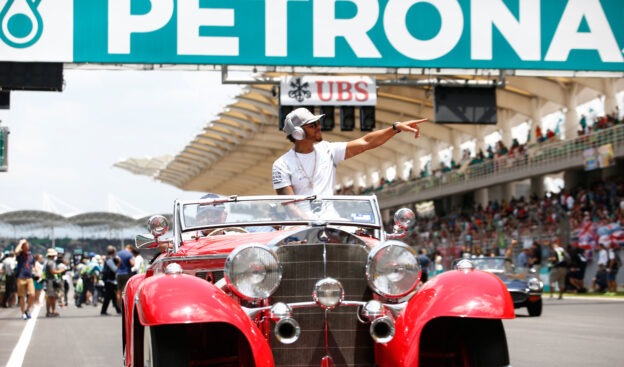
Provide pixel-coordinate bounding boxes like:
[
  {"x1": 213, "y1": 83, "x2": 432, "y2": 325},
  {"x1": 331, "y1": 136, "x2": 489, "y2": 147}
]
[{"x1": 5, "y1": 296, "x2": 43, "y2": 367}]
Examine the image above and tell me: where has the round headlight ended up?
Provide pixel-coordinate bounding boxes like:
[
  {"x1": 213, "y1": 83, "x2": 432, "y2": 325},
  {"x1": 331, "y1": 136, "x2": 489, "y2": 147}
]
[
  {"x1": 313, "y1": 278, "x2": 344, "y2": 309},
  {"x1": 225, "y1": 244, "x2": 282, "y2": 301},
  {"x1": 528, "y1": 277, "x2": 543, "y2": 291},
  {"x1": 366, "y1": 241, "x2": 420, "y2": 298}
]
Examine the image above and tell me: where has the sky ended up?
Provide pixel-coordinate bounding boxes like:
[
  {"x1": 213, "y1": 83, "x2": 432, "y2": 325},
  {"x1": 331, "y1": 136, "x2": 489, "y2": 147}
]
[{"x1": 0, "y1": 69, "x2": 241, "y2": 218}]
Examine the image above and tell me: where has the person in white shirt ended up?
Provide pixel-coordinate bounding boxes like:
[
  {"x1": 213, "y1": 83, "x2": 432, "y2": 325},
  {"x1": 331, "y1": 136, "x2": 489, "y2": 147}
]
[
  {"x1": 130, "y1": 247, "x2": 146, "y2": 275},
  {"x1": 272, "y1": 107, "x2": 425, "y2": 197},
  {"x1": 596, "y1": 243, "x2": 609, "y2": 268}
]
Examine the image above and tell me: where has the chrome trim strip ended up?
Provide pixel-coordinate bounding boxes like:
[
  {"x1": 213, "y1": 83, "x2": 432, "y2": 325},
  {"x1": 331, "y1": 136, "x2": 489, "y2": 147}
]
[{"x1": 242, "y1": 300, "x2": 407, "y2": 319}]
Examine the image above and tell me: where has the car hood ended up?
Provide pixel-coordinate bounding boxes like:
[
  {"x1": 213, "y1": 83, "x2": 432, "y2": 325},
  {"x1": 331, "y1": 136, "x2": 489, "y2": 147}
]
[{"x1": 173, "y1": 231, "x2": 286, "y2": 257}]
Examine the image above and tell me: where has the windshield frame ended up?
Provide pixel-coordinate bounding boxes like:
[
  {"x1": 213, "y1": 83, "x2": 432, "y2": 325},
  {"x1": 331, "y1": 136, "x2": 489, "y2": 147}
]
[{"x1": 171, "y1": 195, "x2": 383, "y2": 250}]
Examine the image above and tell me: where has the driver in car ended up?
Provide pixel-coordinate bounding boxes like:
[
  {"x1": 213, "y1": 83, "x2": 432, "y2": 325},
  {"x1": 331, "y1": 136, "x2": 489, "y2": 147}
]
[
  {"x1": 196, "y1": 193, "x2": 275, "y2": 235},
  {"x1": 196, "y1": 193, "x2": 229, "y2": 236}
]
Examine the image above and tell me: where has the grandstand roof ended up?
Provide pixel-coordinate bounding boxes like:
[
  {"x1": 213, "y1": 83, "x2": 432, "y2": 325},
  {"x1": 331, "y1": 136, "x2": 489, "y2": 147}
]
[
  {"x1": 0, "y1": 210, "x2": 67, "y2": 227},
  {"x1": 67, "y1": 212, "x2": 137, "y2": 228},
  {"x1": 111, "y1": 67, "x2": 624, "y2": 197},
  {"x1": 0, "y1": 210, "x2": 142, "y2": 230}
]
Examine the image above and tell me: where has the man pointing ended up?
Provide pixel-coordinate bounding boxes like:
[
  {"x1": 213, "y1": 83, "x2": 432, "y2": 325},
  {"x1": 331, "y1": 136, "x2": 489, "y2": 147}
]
[{"x1": 272, "y1": 107, "x2": 425, "y2": 196}]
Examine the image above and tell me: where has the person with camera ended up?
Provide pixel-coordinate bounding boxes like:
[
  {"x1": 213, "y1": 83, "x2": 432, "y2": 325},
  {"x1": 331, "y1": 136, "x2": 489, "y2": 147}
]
[{"x1": 44, "y1": 248, "x2": 65, "y2": 317}]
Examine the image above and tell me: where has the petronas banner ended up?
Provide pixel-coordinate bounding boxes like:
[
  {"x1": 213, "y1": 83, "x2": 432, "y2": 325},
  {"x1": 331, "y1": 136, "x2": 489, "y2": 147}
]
[{"x1": 0, "y1": 0, "x2": 622, "y2": 71}]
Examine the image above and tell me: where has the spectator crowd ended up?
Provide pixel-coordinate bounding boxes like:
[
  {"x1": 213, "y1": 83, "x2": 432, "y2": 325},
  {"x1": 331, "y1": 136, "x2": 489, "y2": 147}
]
[
  {"x1": 0, "y1": 242, "x2": 147, "y2": 319},
  {"x1": 406, "y1": 174, "x2": 624, "y2": 295}
]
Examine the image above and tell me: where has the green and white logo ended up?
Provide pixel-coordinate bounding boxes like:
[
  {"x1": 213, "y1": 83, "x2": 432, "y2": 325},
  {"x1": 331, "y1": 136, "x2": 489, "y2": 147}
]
[{"x1": 0, "y1": 0, "x2": 43, "y2": 48}]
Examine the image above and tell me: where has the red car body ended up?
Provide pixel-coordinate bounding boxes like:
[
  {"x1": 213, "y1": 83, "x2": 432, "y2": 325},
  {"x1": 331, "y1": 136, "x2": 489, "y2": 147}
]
[{"x1": 122, "y1": 196, "x2": 514, "y2": 367}]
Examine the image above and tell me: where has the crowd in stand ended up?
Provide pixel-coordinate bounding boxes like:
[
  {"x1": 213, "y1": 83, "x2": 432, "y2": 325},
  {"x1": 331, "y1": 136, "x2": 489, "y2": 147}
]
[
  {"x1": 406, "y1": 174, "x2": 623, "y2": 293},
  {"x1": 337, "y1": 110, "x2": 624, "y2": 196},
  {"x1": 578, "y1": 107, "x2": 622, "y2": 136},
  {"x1": 0, "y1": 242, "x2": 146, "y2": 319}
]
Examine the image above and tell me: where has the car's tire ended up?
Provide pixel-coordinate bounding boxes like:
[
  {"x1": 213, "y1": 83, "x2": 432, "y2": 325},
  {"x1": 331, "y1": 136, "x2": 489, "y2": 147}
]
[
  {"x1": 527, "y1": 299, "x2": 542, "y2": 316},
  {"x1": 143, "y1": 326, "x2": 188, "y2": 367},
  {"x1": 420, "y1": 317, "x2": 510, "y2": 366}
]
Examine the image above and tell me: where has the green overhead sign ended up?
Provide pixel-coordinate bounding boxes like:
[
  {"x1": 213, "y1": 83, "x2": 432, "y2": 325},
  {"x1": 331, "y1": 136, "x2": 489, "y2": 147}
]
[{"x1": 0, "y1": 0, "x2": 623, "y2": 71}]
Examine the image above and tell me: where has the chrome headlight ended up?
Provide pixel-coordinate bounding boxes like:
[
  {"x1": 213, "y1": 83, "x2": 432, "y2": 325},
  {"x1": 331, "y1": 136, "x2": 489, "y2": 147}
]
[
  {"x1": 224, "y1": 244, "x2": 282, "y2": 301},
  {"x1": 366, "y1": 241, "x2": 421, "y2": 298},
  {"x1": 528, "y1": 277, "x2": 543, "y2": 291},
  {"x1": 313, "y1": 278, "x2": 344, "y2": 310}
]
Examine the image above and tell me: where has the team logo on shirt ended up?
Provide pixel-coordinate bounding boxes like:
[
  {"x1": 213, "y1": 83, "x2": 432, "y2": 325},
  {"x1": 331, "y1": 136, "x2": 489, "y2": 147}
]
[{"x1": 272, "y1": 170, "x2": 283, "y2": 185}]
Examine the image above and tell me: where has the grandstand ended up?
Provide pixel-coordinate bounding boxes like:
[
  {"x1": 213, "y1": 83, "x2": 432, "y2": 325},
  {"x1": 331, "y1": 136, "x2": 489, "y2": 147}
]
[{"x1": 116, "y1": 74, "x2": 624, "y2": 220}]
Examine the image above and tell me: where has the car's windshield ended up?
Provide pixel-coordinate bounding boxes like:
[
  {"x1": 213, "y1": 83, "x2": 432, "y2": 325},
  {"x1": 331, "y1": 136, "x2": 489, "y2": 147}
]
[
  {"x1": 179, "y1": 196, "x2": 380, "y2": 231},
  {"x1": 469, "y1": 258, "x2": 507, "y2": 272}
]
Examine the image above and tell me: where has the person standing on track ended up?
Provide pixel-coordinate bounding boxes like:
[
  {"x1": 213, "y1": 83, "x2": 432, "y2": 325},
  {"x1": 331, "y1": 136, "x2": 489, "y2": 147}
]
[
  {"x1": 115, "y1": 244, "x2": 135, "y2": 307},
  {"x1": 44, "y1": 248, "x2": 65, "y2": 317},
  {"x1": 272, "y1": 107, "x2": 425, "y2": 197},
  {"x1": 547, "y1": 239, "x2": 569, "y2": 300},
  {"x1": 14, "y1": 239, "x2": 35, "y2": 320},
  {"x1": 100, "y1": 246, "x2": 121, "y2": 316}
]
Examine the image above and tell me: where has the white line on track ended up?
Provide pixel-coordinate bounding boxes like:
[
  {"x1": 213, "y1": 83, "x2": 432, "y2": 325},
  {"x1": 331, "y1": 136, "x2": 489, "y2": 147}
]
[{"x1": 5, "y1": 295, "x2": 43, "y2": 367}]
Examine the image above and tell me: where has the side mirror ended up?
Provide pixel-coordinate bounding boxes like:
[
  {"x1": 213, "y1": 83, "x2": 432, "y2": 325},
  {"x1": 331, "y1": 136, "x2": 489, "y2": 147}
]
[
  {"x1": 135, "y1": 233, "x2": 156, "y2": 249},
  {"x1": 394, "y1": 208, "x2": 415, "y2": 230},
  {"x1": 135, "y1": 215, "x2": 170, "y2": 249},
  {"x1": 148, "y1": 215, "x2": 169, "y2": 237},
  {"x1": 386, "y1": 208, "x2": 415, "y2": 240}
]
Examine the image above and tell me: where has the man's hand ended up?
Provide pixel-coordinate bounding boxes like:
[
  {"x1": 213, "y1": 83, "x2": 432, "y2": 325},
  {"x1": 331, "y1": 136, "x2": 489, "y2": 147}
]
[{"x1": 393, "y1": 119, "x2": 427, "y2": 138}]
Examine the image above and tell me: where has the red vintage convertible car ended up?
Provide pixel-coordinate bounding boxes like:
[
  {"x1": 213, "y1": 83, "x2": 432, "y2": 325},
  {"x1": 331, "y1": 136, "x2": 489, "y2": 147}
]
[{"x1": 122, "y1": 195, "x2": 515, "y2": 367}]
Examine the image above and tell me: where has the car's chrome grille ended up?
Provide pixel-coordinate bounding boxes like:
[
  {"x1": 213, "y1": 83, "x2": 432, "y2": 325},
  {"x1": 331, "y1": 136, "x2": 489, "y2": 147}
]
[{"x1": 270, "y1": 243, "x2": 375, "y2": 367}]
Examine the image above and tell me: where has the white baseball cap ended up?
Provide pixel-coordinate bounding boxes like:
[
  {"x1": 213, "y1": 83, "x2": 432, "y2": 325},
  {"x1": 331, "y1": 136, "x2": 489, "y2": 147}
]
[{"x1": 283, "y1": 108, "x2": 324, "y2": 135}]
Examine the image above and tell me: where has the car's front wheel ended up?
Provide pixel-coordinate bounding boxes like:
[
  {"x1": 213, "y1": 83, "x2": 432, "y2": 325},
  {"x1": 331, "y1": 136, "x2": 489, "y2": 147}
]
[
  {"x1": 420, "y1": 317, "x2": 510, "y2": 366},
  {"x1": 142, "y1": 326, "x2": 188, "y2": 367},
  {"x1": 527, "y1": 299, "x2": 542, "y2": 316},
  {"x1": 140, "y1": 323, "x2": 254, "y2": 367}
]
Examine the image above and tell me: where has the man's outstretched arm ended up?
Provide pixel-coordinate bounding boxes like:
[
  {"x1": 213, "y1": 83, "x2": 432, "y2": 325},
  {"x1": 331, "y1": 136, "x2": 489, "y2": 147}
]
[{"x1": 345, "y1": 119, "x2": 426, "y2": 159}]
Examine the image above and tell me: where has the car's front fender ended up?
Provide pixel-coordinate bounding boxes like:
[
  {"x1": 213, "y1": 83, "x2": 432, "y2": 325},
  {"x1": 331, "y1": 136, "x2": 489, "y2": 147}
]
[
  {"x1": 377, "y1": 269, "x2": 515, "y2": 366},
  {"x1": 135, "y1": 272, "x2": 273, "y2": 366},
  {"x1": 123, "y1": 273, "x2": 146, "y2": 365}
]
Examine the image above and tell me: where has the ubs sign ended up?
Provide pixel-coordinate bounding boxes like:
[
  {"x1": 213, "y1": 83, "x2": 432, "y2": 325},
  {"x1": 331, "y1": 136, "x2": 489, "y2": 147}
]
[
  {"x1": 280, "y1": 76, "x2": 376, "y2": 106},
  {"x1": 0, "y1": 0, "x2": 623, "y2": 71}
]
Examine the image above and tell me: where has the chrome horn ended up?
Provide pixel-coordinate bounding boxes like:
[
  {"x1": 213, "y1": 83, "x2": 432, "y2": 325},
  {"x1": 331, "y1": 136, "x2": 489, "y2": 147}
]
[
  {"x1": 369, "y1": 315, "x2": 395, "y2": 344},
  {"x1": 359, "y1": 300, "x2": 396, "y2": 344},
  {"x1": 270, "y1": 303, "x2": 301, "y2": 345},
  {"x1": 274, "y1": 317, "x2": 301, "y2": 344}
]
